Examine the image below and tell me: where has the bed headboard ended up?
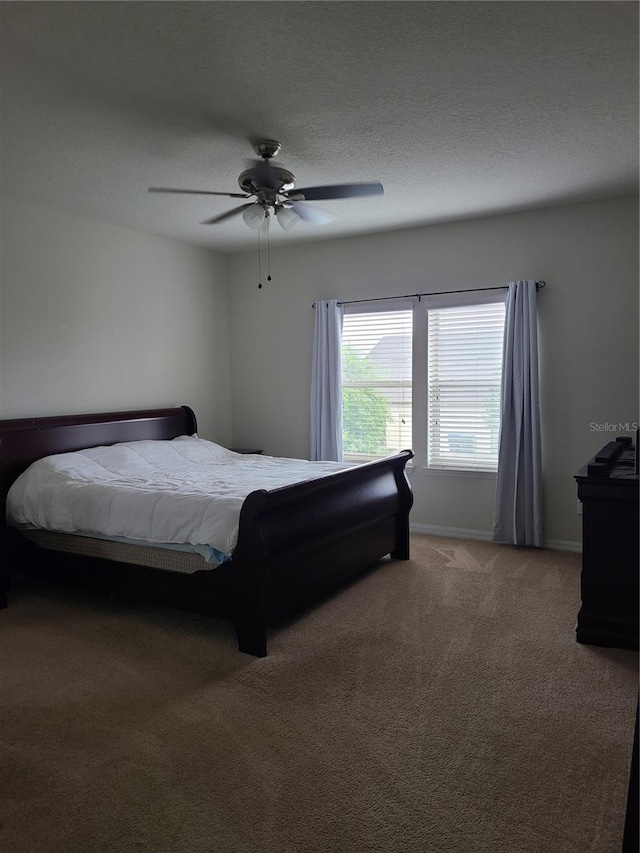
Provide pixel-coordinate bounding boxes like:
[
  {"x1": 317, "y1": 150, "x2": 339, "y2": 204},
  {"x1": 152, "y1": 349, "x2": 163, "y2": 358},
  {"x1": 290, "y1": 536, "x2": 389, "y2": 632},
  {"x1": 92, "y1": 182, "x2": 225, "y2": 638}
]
[{"x1": 0, "y1": 405, "x2": 197, "y2": 521}]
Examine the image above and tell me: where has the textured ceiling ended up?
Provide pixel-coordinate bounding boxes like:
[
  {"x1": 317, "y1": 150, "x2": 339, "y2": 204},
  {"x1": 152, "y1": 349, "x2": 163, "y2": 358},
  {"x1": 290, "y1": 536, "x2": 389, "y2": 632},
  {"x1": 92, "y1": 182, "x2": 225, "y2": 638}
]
[{"x1": 1, "y1": 1, "x2": 638, "y2": 253}]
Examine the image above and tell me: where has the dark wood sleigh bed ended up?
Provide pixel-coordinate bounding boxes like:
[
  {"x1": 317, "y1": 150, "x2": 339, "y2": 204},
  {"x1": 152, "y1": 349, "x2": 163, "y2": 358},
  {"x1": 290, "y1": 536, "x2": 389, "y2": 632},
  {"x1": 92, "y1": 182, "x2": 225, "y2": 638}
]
[{"x1": 0, "y1": 406, "x2": 413, "y2": 657}]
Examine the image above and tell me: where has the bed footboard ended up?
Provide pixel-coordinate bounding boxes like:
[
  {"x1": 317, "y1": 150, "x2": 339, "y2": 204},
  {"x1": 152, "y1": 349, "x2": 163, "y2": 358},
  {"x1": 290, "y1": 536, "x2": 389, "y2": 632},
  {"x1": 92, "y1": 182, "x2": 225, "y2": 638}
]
[{"x1": 230, "y1": 450, "x2": 414, "y2": 656}]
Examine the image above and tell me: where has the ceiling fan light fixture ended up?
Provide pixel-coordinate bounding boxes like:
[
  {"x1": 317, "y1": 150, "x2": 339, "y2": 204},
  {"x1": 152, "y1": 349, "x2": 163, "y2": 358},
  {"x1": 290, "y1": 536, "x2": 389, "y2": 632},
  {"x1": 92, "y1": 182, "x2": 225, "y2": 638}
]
[
  {"x1": 275, "y1": 206, "x2": 300, "y2": 231},
  {"x1": 242, "y1": 205, "x2": 267, "y2": 229}
]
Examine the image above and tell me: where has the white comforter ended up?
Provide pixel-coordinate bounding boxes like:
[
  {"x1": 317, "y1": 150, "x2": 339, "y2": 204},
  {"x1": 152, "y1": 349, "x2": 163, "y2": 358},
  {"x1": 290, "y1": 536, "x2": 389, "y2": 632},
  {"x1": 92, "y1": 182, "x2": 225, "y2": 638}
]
[{"x1": 6, "y1": 436, "x2": 351, "y2": 562}]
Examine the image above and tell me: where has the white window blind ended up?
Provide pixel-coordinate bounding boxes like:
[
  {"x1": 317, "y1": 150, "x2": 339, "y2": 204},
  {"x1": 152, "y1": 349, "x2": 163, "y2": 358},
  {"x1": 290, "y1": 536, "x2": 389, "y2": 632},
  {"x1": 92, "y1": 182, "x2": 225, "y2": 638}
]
[
  {"x1": 341, "y1": 309, "x2": 413, "y2": 460},
  {"x1": 427, "y1": 301, "x2": 506, "y2": 471}
]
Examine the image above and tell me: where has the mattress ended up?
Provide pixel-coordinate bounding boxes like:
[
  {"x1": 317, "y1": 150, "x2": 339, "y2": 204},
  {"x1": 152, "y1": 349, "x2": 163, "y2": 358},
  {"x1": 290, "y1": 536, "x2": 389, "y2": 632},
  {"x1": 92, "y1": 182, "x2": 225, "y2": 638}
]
[{"x1": 6, "y1": 435, "x2": 352, "y2": 566}]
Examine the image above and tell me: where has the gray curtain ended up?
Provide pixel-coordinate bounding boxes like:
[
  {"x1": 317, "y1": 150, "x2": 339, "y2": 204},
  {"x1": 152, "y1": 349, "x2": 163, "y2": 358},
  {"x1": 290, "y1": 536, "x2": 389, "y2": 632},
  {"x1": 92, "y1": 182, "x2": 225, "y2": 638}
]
[
  {"x1": 493, "y1": 280, "x2": 543, "y2": 546},
  {"x1": 310, "y1": 299, "x2": 344, "y2": 461}
]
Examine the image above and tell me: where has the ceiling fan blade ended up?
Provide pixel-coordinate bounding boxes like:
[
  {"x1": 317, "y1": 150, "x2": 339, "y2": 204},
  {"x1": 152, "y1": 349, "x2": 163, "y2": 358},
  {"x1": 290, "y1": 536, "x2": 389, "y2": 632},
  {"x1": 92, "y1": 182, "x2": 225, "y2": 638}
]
[
  {"x1": 201, "y1": 203, "x2": 254, "y2": 225},
  {"x1": 291, "y1": 182, "x2": 384, "y2": 201},
  {"x1": 287, "y1": 201, "x2": 335, "y2": 225},
  {"x1": 149, "y1": 187, "x2": 248, "y2": 198}
]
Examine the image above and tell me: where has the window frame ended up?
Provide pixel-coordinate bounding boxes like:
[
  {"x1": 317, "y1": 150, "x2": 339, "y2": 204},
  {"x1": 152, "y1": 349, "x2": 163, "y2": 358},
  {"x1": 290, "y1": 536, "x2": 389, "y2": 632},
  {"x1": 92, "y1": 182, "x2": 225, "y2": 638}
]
[
  {"x1": 341, "y1": 299, "x2": 416, "y2": 463},
  {"x1": 338, "y1": 290, "x2": 507, "y2": 474},
  {"x1": 420, "y1": 290, "x2": 507, "y2": 474}
]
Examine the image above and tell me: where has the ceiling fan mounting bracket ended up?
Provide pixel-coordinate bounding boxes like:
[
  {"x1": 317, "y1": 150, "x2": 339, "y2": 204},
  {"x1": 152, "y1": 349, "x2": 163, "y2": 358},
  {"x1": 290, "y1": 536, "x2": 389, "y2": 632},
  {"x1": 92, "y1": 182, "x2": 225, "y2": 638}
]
[
  {"x1": 237, "y1": 166, "x2": 296, "y2": 196},
  {"x1": 252, "y1": 139, "x2": 282, "y2": 160}
]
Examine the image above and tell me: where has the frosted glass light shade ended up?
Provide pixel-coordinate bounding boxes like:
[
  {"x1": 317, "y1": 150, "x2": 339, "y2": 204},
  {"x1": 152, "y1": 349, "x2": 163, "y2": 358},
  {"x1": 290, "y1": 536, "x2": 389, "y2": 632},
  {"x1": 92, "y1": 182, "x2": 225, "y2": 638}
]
[
  {"x1": 242, "y1": 205, "x2": 267, "y2": 229},
  {"x1": 276, "y1": 206, "x2": 300, "y2": 231}
]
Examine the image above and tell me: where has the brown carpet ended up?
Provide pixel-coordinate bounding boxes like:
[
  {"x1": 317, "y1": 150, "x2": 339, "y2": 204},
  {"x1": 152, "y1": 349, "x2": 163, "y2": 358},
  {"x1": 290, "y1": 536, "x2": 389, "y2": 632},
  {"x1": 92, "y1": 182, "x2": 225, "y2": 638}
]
[{"x1": 0, "y1": 534, "x2": 637, "y2": 853}]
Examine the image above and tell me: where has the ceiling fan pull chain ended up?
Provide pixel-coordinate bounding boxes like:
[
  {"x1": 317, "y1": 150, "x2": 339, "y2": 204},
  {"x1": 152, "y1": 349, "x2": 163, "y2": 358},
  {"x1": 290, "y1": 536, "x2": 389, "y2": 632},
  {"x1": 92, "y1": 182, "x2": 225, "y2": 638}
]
[
  {"x1": 267, "y1": 216, "x2": 272, "y2": 283},
  {"x1": 257, "y1": 226, "x2": 262, "y2": 289}
]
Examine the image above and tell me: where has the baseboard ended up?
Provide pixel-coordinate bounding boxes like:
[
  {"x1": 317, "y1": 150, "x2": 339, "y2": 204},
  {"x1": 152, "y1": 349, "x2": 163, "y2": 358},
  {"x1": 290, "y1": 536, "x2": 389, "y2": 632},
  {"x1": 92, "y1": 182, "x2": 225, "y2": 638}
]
[
  {"x1": 544, "y1": 539, "x2": 582, "y2": 553},
  {"x1": 410, "y1": 523, "x2": 493, "y2": 542},
  {"x1": 409, "y1": 523, "x2": 582, "y2": 553}
]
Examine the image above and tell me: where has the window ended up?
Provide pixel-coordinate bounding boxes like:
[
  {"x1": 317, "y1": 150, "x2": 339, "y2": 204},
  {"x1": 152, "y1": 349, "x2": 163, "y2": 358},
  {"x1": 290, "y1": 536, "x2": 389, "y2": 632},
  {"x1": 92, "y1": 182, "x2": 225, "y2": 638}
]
[
  {"x1": 339, "y1": 293, "x2": 506, "y2": 471},
  {"x1": 427, "y1": 300, "x2": 506, "y2": 471},
  {"x1": 341, "y1": 307, "x2": 413, "y2": 460}
]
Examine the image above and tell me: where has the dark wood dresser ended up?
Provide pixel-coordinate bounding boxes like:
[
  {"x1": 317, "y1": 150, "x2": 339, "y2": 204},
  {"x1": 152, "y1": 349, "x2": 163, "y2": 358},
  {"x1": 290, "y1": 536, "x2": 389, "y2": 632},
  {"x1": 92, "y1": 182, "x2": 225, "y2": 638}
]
[{"x1": 574, "y1": 436, "x2": 639, "y2": 651}]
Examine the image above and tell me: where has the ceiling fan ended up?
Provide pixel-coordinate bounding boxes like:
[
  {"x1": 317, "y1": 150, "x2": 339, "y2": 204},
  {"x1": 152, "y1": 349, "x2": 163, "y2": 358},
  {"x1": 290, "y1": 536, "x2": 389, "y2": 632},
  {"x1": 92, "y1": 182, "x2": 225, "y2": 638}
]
[{"x1": 148, "y1": 139, "x2": 384, "y2": 231}]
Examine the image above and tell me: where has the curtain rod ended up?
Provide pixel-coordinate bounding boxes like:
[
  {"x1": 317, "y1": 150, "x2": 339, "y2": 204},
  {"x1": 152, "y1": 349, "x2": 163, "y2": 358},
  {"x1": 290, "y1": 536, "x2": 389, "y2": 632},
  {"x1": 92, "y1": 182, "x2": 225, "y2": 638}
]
[{"x1": 312, "y1": 280, "x2": 546, "y2": 308}]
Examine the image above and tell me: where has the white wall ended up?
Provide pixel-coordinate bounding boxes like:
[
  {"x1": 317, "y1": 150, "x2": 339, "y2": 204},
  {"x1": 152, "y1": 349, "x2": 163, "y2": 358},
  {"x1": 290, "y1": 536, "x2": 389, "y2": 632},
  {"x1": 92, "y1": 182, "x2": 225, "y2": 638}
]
[
  {"x1": 227, "y1": 195, "x2": 639, "y2": 547},
  {"x1": 0, "y1": 198, "x2": 233, "y2": 444},
  {"x1": 2, "y1": 195, "x2": 636, "y2": 546}
]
